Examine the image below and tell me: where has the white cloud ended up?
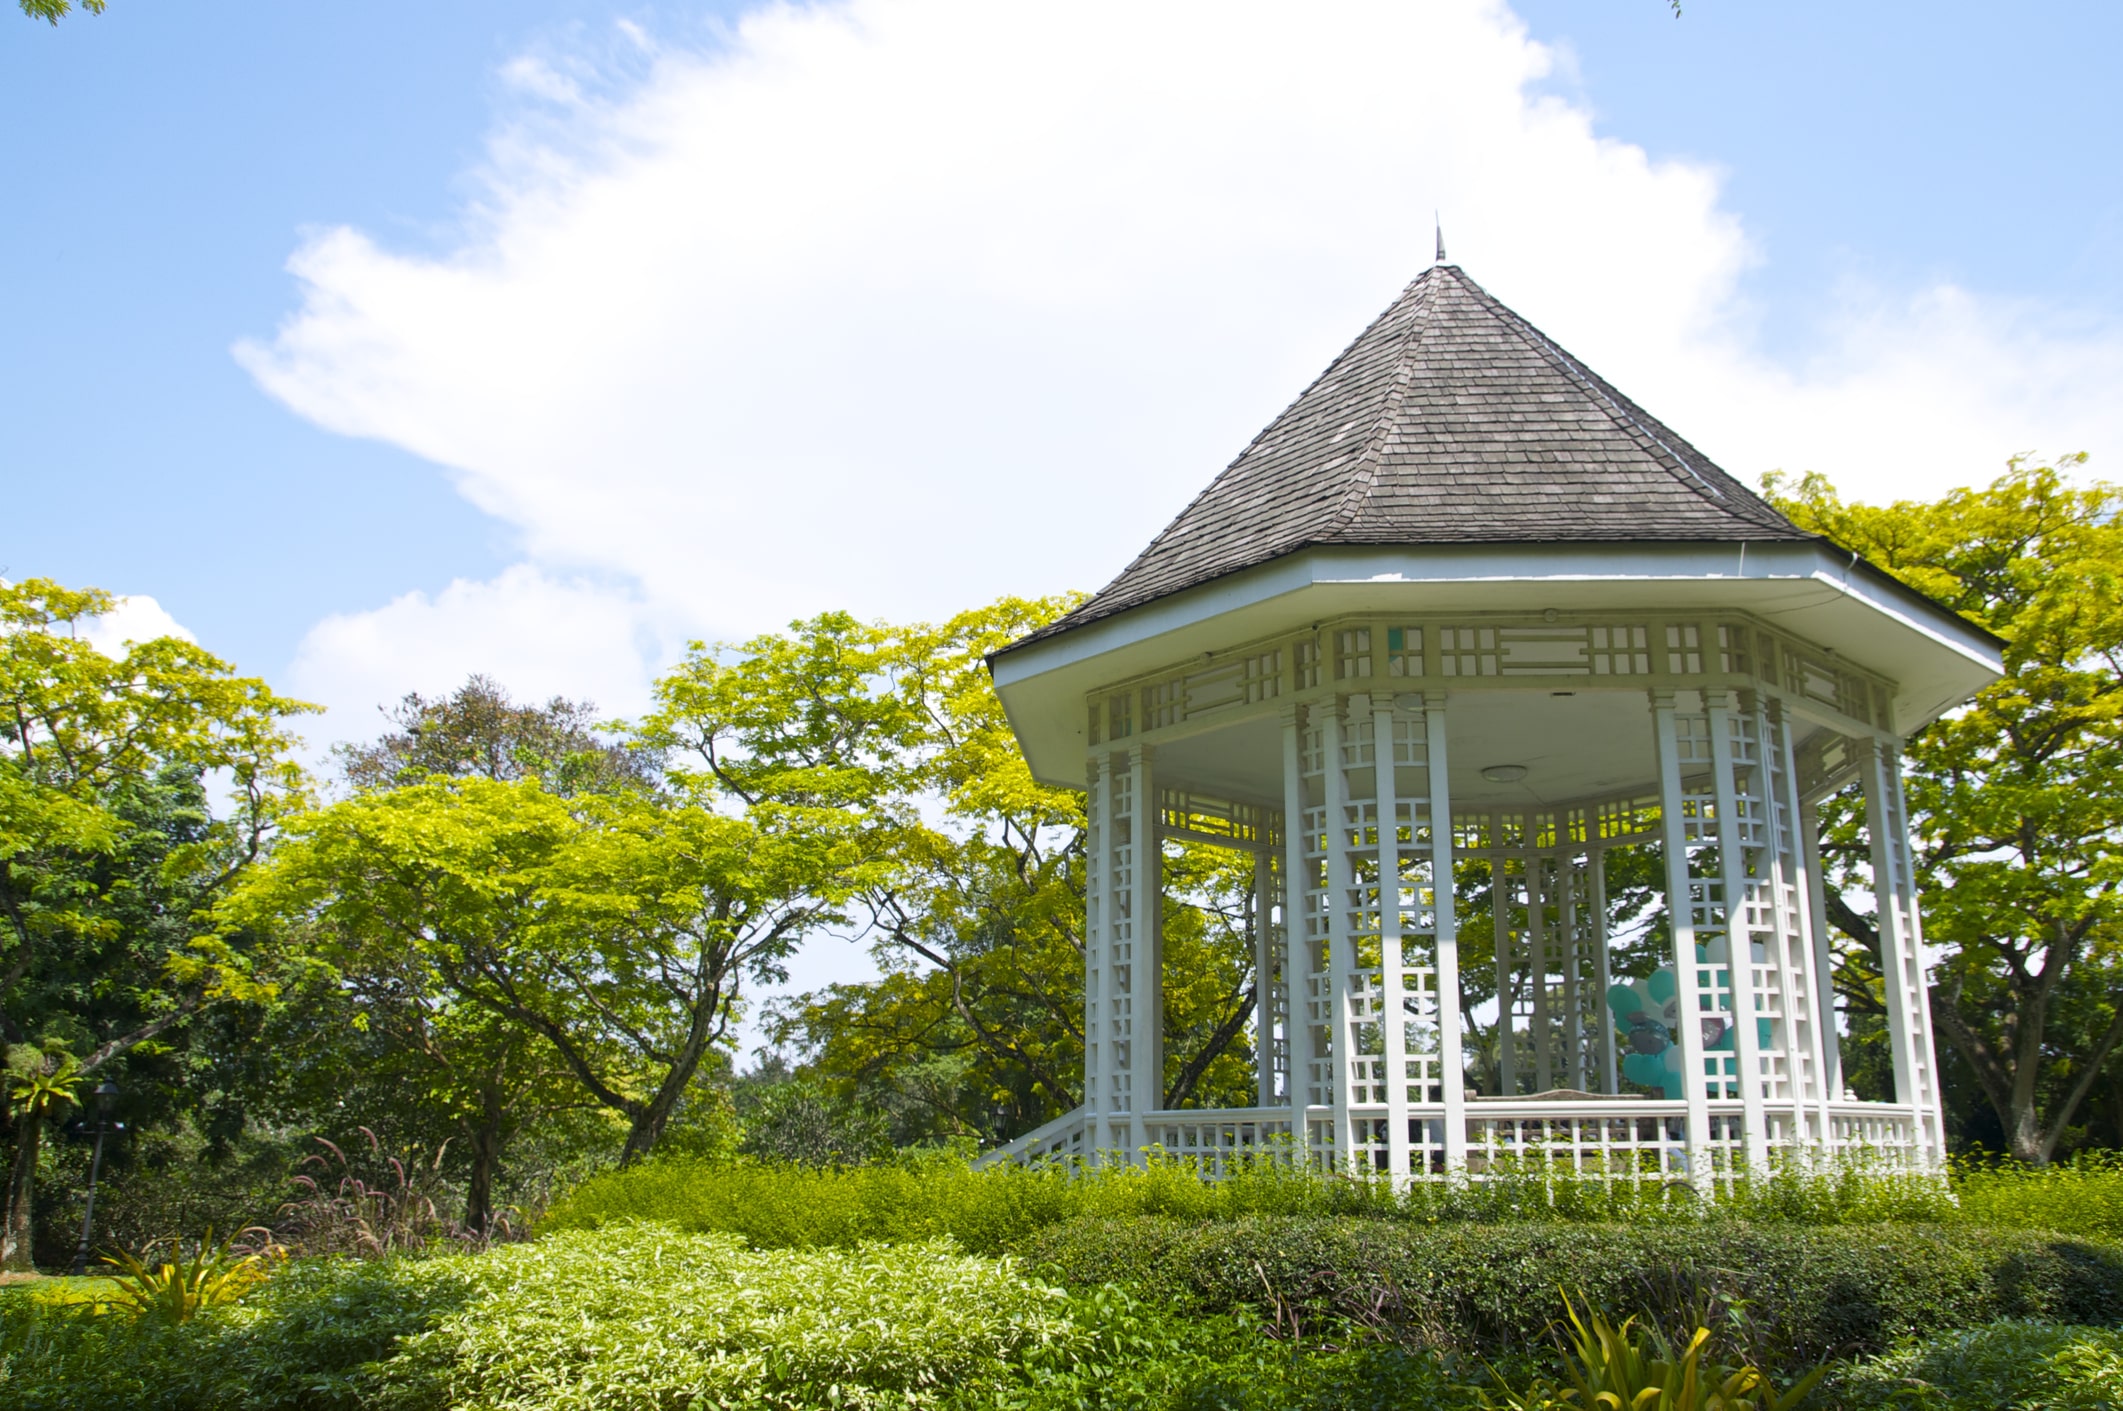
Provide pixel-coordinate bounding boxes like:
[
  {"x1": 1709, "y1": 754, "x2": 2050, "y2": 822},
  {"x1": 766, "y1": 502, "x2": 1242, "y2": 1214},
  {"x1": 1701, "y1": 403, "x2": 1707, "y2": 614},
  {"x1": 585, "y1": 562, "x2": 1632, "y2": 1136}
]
[
  {"x1": 284, "y1": 565, "x2": 659, "y2": 736},
  {"x1": 81, "y1": 595, "x2": 197, "y2": 658},
  {"x1": 240, "y1": 0, "x2": 2123, "y2": 730}
]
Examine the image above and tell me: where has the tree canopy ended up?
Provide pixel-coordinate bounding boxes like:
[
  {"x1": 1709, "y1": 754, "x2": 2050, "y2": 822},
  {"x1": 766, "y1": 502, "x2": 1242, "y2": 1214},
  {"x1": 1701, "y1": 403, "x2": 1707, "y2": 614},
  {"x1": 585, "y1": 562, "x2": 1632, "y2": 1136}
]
[
  {"x1": 1, "y1": 578, "x2": 312, "y2": 1267},
  {"x1": 1769, "y1": 456, "x2": 2123, "y2": 1162}
]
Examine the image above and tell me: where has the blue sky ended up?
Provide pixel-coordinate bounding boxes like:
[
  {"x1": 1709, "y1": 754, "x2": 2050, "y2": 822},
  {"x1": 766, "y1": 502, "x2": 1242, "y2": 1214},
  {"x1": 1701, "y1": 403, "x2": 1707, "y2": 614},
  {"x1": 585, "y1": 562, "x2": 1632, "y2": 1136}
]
[{"x1": 6, "y1": 0, "x2": 2121, "y2": 718}]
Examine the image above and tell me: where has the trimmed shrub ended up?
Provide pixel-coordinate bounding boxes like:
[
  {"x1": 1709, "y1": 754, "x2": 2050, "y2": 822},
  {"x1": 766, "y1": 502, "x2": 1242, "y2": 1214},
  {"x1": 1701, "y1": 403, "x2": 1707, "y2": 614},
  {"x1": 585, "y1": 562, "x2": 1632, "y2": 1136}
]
[
  {"x1": 1824, "y1": 1320, "x2": 2123, "y2": 1409},
  {"x1": 539, "y1": 1151, "x2": 1404, "y2": 1255},
  {"x1": 0, "y1": 1225, "x2": 1078, "y2": 1411},
  {"x1": 1951, "y1": 1152, "x2": 2123, "y2": 1242},
  {"x1": 539, "y1": 1151, "x2": 1967, "y2": 1257},
  {"x1": 964, "y1": 1283, "x2": 1496, "y2": 1411},
  {"x1": 1020, "y1": 1217, "x2": 2123, "y2": 1373}
]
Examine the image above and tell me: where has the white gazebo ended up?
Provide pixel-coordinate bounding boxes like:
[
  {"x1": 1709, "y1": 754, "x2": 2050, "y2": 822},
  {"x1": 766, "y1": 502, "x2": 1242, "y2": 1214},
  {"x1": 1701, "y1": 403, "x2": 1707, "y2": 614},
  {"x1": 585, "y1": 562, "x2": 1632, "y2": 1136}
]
[{"x1": 984, "y1": 263, "x2": 2002, "y2": 1183}]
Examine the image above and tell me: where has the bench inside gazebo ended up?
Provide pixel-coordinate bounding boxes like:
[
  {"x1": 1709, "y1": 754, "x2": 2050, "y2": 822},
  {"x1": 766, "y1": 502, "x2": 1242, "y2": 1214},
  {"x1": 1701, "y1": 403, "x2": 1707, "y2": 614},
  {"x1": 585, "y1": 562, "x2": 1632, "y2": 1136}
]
[{"x1": 982, "y1": 261, "x2": 2002, "y2": 1186}]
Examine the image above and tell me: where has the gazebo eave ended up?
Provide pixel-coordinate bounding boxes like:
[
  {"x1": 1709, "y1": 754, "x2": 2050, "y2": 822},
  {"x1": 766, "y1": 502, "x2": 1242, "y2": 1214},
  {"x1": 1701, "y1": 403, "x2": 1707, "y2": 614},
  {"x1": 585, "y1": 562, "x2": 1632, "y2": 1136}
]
[{"x1": 993, "y1": 539, "x2": 2003, "y2": 790}]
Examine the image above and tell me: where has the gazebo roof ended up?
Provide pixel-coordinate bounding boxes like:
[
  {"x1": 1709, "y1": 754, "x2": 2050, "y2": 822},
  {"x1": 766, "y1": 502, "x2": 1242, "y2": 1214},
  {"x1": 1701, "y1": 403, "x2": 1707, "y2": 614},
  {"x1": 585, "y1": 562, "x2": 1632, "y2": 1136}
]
[
  {"x1": 1028, "y1": 263, "x2": 1810, "y2": 643},
  {"x1": 989, "y1": 263, "x2": 2005, "y2": 785}
]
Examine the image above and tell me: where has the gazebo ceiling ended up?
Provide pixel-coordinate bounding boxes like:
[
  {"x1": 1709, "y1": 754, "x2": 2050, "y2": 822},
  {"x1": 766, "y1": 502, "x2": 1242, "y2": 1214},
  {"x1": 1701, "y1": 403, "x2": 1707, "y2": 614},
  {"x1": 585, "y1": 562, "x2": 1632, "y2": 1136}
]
[
  {"x1": 1147, "y1": 687, "x2": 1665, "y2": 813},
  {"x1": 993, "y1": 264, "x2": 2003, "y2": 790}
]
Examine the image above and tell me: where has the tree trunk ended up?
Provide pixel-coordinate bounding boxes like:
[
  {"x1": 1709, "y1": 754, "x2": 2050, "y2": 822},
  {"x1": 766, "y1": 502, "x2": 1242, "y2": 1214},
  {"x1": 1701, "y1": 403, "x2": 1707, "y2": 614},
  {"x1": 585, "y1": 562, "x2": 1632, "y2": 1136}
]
[
  {"x1": 1164, "y1": 988, "x2": 1257, "y2": 1110},
  {"x1": 620, "y1": 1072, "x2": 688, "y2": 1167},
  {"x1": 462, "y1": 1085, "x2": 505, "y2": 1237},
  {"x1": 2, "y1": 1109, "x2": 42, "y2": 1272}
]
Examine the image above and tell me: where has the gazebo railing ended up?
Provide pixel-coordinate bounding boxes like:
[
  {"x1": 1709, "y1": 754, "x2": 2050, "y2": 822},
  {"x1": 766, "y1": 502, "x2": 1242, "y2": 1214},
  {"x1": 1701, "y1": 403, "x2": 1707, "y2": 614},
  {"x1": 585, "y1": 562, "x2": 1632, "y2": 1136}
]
[{"x1": 979, "y1": 1098, "x2": 1929, "y2": 1178}]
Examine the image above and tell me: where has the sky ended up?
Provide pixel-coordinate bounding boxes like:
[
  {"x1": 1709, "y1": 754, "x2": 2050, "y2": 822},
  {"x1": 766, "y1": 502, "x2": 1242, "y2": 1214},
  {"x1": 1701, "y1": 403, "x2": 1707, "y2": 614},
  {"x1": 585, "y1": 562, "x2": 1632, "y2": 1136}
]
[{"x1": 7, "y1": 0, "x2": 2122, "y2": 1044}]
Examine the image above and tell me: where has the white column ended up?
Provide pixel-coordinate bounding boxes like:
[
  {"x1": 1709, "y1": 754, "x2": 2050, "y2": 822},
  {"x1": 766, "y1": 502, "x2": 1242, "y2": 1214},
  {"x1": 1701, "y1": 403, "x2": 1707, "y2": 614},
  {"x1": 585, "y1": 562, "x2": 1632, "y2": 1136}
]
[
  {"x1": 1765, "y1": 698, "x2": 1835, "y2": 1144},
  {"x1": 1591, "y1": 847, "x2": 1618, "y2": 1095},
  {"x1": 1373, "y1": 695, "x2": 1411, "y2": 1179},
  {"x1": 1127, "y1": 745, "x2": 1160, "y2": 1153},
  {"x1": 1562, "y1": 850, "x2": 1586, "y2": 1091},
  {"x1": 1900, "y1": 777, "x2": 1951, "y2": 1166},
  {"x1": 1863, "y1": 740, "x2": 1946, "y2": 1162},
  {"x1": 1279, "y1": 704, "x2": 1315, "y2": 1151},
  {"x1": 1099, "y1": 750, "x2": 1135, "y2": 1158},
  {"x1": 1797, "y1": 805, "x2": 1846, "y2": 1107},
  {"x1": 1651, "y1": 689, "x2": 1714, "y2": 1185},
  {"x1": 1705, "y1": 690, "x2": 1770, "y2": 1171},
  {"x1": 1252, "y1": 845, "x2": 1279, "y2": 1109},
  {"x1": 1528, "y1": 832, "x2": 1553, "y2": 1093},
  {"x1": 1425, "y1": 694, "x2": 1468, "y2": 1171},
  {"x1": 1321, "y1": 698, "x2": 1356, "y2": 1168},
  {"x1": 1085, "y1": 755, "x2": 1111, "y2": 1155},
  {"x1": 1493, "y1": 811, "x2": 1517, "y2": 1096}
]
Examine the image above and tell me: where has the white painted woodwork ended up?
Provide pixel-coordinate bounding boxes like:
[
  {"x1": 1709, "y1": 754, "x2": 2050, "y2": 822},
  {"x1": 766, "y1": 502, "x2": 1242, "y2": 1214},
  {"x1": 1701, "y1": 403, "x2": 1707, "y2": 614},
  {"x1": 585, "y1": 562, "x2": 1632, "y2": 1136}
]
[{"x1": 1020, "y1": 602, "x2": 1979, "y2": 1186}]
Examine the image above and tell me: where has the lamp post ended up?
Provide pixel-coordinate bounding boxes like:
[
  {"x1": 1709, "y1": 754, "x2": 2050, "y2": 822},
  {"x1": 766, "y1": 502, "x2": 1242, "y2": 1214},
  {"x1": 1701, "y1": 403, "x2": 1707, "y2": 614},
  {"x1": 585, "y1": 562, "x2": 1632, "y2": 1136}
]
[{"x1": 69, "y1": 1080, "x2": 120, "y2": 1278}]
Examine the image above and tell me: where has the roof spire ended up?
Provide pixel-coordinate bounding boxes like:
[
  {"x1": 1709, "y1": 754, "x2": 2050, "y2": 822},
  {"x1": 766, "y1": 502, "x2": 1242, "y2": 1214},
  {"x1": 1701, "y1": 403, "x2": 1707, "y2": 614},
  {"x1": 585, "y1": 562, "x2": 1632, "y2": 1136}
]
[{"x1": 1434, "y1": 214, "x2": 1446, "y2": 264}]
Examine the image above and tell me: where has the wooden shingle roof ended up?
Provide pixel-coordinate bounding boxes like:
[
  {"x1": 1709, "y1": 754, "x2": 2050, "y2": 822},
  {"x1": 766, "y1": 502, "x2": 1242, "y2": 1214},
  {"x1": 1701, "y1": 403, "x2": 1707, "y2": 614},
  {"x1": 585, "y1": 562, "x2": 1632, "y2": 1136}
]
[{"x1": 1035, "y1": 264, "x2": 1810, "y2": 641}]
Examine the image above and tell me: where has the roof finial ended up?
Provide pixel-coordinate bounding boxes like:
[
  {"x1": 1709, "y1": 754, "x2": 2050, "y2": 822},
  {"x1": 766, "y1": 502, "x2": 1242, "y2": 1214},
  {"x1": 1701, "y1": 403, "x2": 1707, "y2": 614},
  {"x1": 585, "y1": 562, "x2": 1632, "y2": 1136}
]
[{"x1": 1434, "y1": 214, "x2": 1446, "y2": 265}]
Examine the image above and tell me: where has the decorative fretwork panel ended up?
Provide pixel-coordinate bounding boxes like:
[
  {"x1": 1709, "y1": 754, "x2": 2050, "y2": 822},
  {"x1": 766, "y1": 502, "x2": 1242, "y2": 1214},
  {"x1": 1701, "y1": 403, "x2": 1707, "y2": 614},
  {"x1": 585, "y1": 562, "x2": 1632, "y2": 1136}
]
[
  {"x1": 1105, "y1": 764, "x2": 1138, "y2": 1111},
  {"x1": 1665, "y1": 711, "x2": 1742, "y2": 1102},
  {"x1": 1867, "y1": 746, "x2": 1943, "y2": 1156},
  {"x1": 1294, "y1": 638, "x2": 1322, "y2": 690},
  {"x1": 1085, "y1": 610, "x2": 1894, "y2": 760},
  {"x1": 1336, "y1": 628, "x2": 1373, "y2": 680},
  {"x1": 1159, "y1": 790, "x2": 1278, "y2": 847},
  {"x1": 1436, "y1": 623, "x2": 1653, "y2": 678},
  {"x1": 1594, "y1": 793, "x2": 1662, "y2": 843},
  {"x1": 1385, "y1": 625, "x2": 1425, "y2": 677},
  {"x1": 1666, "y1": 623, "x2": 1704, "y2": 674}
]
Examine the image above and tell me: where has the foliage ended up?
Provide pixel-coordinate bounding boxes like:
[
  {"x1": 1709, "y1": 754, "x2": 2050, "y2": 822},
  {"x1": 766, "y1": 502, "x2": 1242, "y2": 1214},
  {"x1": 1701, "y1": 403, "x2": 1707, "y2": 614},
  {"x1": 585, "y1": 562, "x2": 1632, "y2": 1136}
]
[
  {"x1": 733, "y1": 1065, "x2": 894, "y2": 1166},
  {"x1": 275, "y1": 1131, "x2": 468, "y2": 1257},
  {"x1": 223, "y1": 769, "x2": 873, "y2": 1169},
  {"x1": 970, "y1": 1282, "x2": 1496, "y2": 1411},
  {"x1": 0, "y1": 1225, "x2": 1083, "y2": 1411},
  {"x1": 379, "y1": 1224, "x2": 1079, "y2": 1411},
  {"x1": 18, "y1": 0, "x2": 105, "y2": 23},
  {"x1": 332, "y1": 675, "x2": 648, "y2": 799},
  {"x1": 1823, "y1": 1320, "x2": 2123, "y2": 1410},
  {"x1": 541, "y1": 1151, "x2": 1408, "y2": 1254},
  {"x1": 1948, "y1": 1150, "x2": 2123, "y2": 1242},
  {"x1": 646, "y1": 599, "x2": 1100, "y2": 1141},
  {"x1": 5, "y1": 1051, "x2": 82, "y2": 1120},
  {"x1": 1021, "y1": 1215, "x2": 2123, "y2": 1373},
  {"x1": 99, "y1": 1227, "x2": 281, "y2": 1322},
  {"x1": 2, "y1": 577, "x2": 312, "y2": 1269},
  {"x1": 0, "y1": 1252, "x2": 483, "y2": 1410},
  {"x1": 1768, "y1": 460, "x2": 2123, "y2": 1162},
  {"x1": 541, "y1": 1150, "x2": 1996, "y2": 1257},
  {"x1": 1485, "y1": 1293, "x2": 1824, "y2": 1411}
]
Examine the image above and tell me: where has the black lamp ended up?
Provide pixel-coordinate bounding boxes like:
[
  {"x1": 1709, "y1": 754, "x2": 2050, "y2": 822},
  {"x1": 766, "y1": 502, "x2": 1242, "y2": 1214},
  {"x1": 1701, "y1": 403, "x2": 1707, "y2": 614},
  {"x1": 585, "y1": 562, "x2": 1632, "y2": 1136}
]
[{"x1": 69, "y1": 1079, "x2": 121, "y2": 1278}]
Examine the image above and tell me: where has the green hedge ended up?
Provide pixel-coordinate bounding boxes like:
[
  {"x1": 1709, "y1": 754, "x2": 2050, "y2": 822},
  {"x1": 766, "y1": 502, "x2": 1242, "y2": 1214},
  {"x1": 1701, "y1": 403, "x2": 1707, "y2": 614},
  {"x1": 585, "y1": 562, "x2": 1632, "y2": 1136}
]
[
  {"x1": 0, "y1": 1226, "x2": 1081, "y2": 1411},
  {"x1": 1825, "y1": 1320, "x2": 2123, "y2": 1409},
  {"x1": 1021, "y1": 1216, "x2": 2123, "y2": 1372},
  {"x1": 540, "y1": 1152, "x2": 1980, "y2": 1256},
  {"x1": 1952, "y1": 1152, "x2": 2123, "y2": 1242},
  {"x1": 545, "y1": 1149, "x2": 2123, "y2": 1253}
]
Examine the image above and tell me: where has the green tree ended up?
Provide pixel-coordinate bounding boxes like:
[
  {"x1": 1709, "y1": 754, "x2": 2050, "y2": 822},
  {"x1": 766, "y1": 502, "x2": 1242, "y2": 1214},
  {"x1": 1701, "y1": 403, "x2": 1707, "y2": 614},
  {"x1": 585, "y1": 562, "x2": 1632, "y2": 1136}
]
[
  {"x1": 1, "y1": 579, "x2": 310, "y2": 1268},
  {"x1": 1770, "y1": 457, "x2": 2123, "y2": 1163},
  {"x1": 322, "y1": 676, "x2": 647, "y2": 1226},
  {"x1": 225, "y1": 772, "x2": 873, "y2": 1168},
  {"x1": 334, "y1": 674, "x2": 648, "y2": 798},
  {"x1": 651, "y1": 599, "x2": 1263, "y2": 1142},
  {"x1": 18, "y1": 0, "x2": 105, "y2": 23}
]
